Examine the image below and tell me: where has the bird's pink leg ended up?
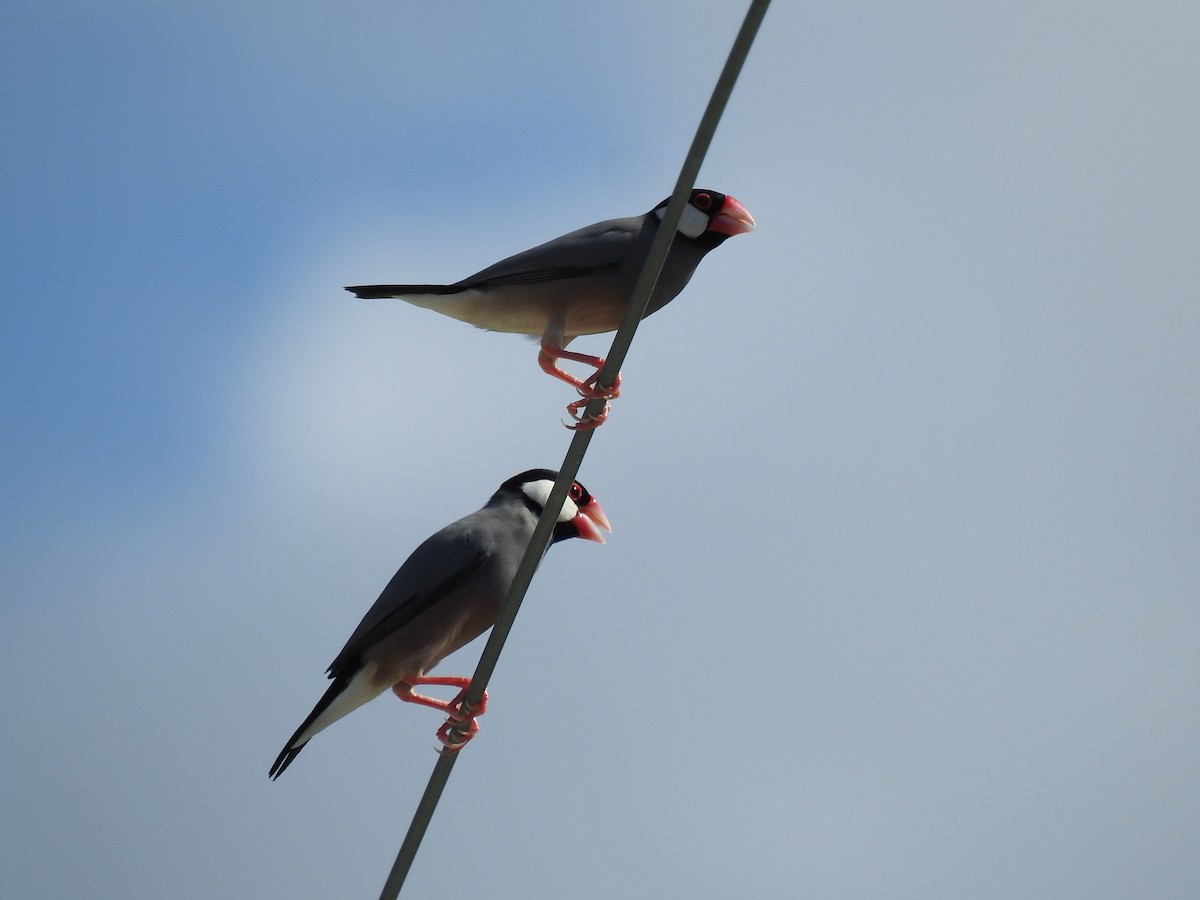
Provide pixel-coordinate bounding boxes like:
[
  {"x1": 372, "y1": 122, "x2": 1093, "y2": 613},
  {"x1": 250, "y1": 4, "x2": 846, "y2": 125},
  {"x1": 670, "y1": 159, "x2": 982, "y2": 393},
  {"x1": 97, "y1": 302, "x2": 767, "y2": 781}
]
[
  {"x1": 538, "y1": 342, "x2": 622, "y2": 400},
  {"x1": 538, "y1": 341, "x2": 623, "y2": 430},
  {"x1": 393, "y1": 677, "x2": 489, "y2": 751}
]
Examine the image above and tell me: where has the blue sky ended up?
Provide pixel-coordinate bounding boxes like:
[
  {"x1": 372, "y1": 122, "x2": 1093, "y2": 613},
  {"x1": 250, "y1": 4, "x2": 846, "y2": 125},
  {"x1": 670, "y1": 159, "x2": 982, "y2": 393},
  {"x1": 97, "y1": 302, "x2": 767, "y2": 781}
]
[{"x1": 4, "y1": 2, "x2": 1199, "y2": 898}]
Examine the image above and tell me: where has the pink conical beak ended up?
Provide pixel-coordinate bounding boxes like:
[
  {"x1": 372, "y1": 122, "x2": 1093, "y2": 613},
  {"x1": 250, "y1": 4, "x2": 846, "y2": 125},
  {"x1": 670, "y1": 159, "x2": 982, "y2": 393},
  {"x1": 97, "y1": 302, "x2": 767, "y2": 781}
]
[
  {"x1": 572, "y1": 498, "x2": 612, "y2": 544},
  {"x1": 709, "y1": 195, "x2": 756, "y2": 237}
]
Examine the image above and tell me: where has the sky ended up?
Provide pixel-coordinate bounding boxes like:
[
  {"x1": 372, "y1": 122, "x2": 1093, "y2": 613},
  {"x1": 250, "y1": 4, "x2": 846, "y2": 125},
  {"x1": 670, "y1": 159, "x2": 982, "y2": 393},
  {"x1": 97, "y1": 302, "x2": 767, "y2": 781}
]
[{"x1": 3, "y1": 1, "x2": 1199, "y2": 897}]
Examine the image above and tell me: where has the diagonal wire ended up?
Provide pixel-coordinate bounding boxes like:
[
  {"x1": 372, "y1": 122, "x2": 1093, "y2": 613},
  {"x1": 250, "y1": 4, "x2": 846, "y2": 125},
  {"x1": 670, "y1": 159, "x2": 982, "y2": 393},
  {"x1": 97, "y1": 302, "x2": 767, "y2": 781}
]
[{"x1": 377, "y1": 3, "x2": 770, "y2": 896}]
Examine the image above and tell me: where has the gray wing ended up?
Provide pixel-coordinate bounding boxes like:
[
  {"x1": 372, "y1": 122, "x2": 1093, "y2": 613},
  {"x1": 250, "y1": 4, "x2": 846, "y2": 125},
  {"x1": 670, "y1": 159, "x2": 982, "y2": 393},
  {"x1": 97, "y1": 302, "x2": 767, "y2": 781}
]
[
  {"x1": 346, "y1": 214, "x2": 647, "y2": 298},
  {"x1": 325, "y1": 522, "x2": 489, "y2": 678}
]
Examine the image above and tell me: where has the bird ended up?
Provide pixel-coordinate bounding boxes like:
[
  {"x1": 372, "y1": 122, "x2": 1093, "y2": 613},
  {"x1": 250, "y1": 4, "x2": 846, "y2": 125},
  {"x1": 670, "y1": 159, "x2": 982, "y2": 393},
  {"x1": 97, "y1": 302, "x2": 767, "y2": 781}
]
[
  {"x1": 346, "y1": 188, "x2": 755, "y2": 428},
  {"x1": 269, "y1": 469, "x2": 611, "y2": 779}
]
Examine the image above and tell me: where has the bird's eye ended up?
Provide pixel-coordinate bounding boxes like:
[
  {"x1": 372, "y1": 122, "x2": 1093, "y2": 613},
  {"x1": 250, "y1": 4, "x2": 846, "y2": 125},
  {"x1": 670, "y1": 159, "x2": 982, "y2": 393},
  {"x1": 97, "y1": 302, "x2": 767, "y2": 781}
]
[
  {"x1": 693, "y1": 192, "x2": 713, "y2": 211},
  {"x1": 569, "y1": 483, "x2": 584, "y2": 502}
]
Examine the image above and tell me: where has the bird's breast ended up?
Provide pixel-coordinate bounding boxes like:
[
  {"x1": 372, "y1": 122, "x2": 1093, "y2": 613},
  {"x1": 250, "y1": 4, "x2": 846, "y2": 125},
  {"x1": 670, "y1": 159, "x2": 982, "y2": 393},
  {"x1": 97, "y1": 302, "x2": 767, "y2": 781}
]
[{"x1": 399, "y1": 282, "x2": 630, "y2": 338}]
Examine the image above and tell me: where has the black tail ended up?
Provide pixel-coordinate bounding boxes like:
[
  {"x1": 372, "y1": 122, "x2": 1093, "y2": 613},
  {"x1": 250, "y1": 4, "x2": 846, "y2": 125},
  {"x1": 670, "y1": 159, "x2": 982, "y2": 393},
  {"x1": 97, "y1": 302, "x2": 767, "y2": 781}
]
[
  {"x1": 268, "y1": 739, "x2": 307, "y2": 780},
  {"x1": 345, "y1": 284, "x2": 460, "y2": 299},
  {"x1": 268, "y1": 675, "x2": 350, "y2": 780}
]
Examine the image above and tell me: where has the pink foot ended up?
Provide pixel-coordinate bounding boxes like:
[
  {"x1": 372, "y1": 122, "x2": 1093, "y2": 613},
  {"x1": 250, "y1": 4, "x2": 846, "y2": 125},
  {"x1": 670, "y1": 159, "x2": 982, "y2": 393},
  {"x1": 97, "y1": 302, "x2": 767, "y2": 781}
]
[
  {"x1": 539, "y1": 342, "x2": 622, "y2": 429},
  {"x1": 564, "y1": 397, "x2": 610, "y2": 430},
  {"x1": 392, "y1": 677, "x2": 489, "y2": 750},
  {"x1": 437, "y1": 688, "x2": 489, "y2": 750},
  {"x1": 578, "y1": 369, "x2": 622, "y2": 401},
  {"x1": 436, "y1": 716, "x2": 479, "y2": 750}
]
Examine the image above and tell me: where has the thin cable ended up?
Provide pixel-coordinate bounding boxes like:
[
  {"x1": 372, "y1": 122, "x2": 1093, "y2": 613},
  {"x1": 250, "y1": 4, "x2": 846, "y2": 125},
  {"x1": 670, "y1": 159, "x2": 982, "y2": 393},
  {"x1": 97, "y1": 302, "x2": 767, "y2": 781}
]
[{"x1": 378, "y1": 3, "x2": 770, "y2": 896}]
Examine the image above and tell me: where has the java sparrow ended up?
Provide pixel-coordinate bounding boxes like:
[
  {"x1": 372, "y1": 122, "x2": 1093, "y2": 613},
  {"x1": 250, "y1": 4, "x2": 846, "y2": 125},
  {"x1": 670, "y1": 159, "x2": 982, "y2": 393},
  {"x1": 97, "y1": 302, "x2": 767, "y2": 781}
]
[
  {"x1": 269, "y1": 469, "x2": 610, "y2": 779},
  {"x1": 346, "y1": 189, "x2": 754, "y2": 428}
]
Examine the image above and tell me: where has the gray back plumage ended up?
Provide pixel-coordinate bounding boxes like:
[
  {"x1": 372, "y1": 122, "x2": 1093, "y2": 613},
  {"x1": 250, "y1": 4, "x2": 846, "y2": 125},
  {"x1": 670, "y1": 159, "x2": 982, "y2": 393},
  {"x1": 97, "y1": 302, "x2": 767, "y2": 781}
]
[{"x1": 325, "y1": 489, "x2": 539, "y2": 679}]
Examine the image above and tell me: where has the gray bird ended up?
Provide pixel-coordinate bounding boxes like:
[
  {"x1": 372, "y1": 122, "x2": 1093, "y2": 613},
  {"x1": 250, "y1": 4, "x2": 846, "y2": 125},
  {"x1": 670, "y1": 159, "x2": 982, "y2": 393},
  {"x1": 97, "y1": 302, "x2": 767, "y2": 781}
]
[
  {"x1": 346, "y1": 189, "x2": 754, "y2": 428},
  {"x1": 269, "y1": 469, "x2": 610, "y2": 779}
]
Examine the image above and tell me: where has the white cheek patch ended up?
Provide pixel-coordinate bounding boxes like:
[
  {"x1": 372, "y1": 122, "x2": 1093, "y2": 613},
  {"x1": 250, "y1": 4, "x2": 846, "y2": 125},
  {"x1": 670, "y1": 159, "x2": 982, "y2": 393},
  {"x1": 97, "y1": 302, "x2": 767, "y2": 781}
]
[
  {"x1": 677, "y1": 203, "x2": 710, "y2": 238},
  {"x1": 657, "y1": 202, "x2": 710, "y2": 239},
  {"x1": 521, "y1": 479, "x2": 579, "y2": 523}
]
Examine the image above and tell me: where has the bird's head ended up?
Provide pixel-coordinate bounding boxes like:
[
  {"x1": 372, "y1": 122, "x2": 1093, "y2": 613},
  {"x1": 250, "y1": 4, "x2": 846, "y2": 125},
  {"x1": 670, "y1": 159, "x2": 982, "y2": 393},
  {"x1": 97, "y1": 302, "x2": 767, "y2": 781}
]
[
  {"x1": 654, "y1": 189, "x2": 756, "y2": 244},
  {"x1": 501, "y1": 469, "x2": 612, "y2": 544}
]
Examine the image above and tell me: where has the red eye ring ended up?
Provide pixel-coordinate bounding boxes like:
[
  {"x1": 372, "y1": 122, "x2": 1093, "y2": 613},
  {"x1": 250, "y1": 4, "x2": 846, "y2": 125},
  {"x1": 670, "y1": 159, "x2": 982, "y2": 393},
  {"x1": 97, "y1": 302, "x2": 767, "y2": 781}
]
[
  {"x1": 568, "y1": 483, "x2": 583, "y2": 502},
  {"x1": 693, "y1": 192, "x2": 713, "y2": 211}
]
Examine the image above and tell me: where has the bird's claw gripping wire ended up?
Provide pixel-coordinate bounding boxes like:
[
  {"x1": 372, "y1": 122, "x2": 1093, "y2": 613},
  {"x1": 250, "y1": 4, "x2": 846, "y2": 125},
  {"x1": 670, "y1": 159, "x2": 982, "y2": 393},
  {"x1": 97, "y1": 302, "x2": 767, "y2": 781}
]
[
  {"x1": 392, "y1": 678, "x2": 488, "y2": 751},
  {"x1": 436, "y1": 718, "x2": 478, "y2": 751},
  {"x1": 564, "y1": 399, "x2": 609, "y2": 430},
  {"x1": 540, "y1": 342, "x2": 621, "y2": 430},
  {"x1": 577, "y1": 370, "x2": 622, "y2": 401},
  {"x1": 436, "y1": 689, "x2": 488, "y2": 752},
  {"x1": 563, "y1": 371, "x2": 622, "y2": 430}
]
